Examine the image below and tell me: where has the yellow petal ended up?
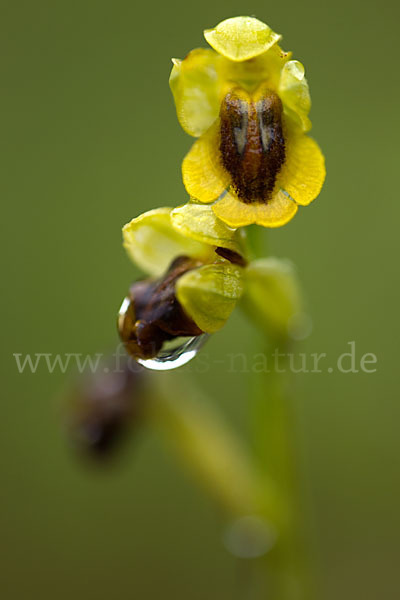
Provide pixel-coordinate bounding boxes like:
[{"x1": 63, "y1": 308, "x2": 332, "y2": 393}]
[
  {"x1": 279, "y1": 60, "x2": 311, "y2": 132},
  {"x1": 204, "y1": 16, "x2": 281, "y2": 62},
  {"x1": 176, "y1": 263, "x2": 243, "y2": 333},
  {"x1": 212, "y1": 190, "x2": 298, "y2": 228},
  {"x1": 279, "y1": 134, "x2": 326, "y2": 206},
  {"x1": 182, "y1": 123, "x2": 230, "y2": 203},
  {"x1": 171, "y1": 202, "x2": 244, "y2": 254},
  {"x1": 169, "y1": 49, "x2": 221, "y2": 137},
  {"x1": 122, "y1": 208, "x2": 211, "y2": 276}
]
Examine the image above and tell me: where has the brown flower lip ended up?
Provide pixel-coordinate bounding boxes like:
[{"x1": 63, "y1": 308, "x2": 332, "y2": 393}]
[
  {"x1": 118, "y1": 246, "x2": 247, "y2": 361},
  {"x1": 219, "y1": 85, "x2": 286, "y2": 204},
  {"x1": 118, "y1": 256, "x2": 204, "y2": 361}
]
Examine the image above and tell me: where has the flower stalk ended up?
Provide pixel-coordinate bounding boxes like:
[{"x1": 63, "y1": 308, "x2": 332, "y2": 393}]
[{"x1": 149, "y1": 371, "x2": 286, "y2": 524}]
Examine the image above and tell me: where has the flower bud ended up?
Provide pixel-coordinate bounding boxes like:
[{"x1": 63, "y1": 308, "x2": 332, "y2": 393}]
[
  {"x1": 66, "y1": 354, "x2": 145, "y2": 458},
  {"x1": 118, "y1": 256, "x2": 204, "y2": 361},
  {"x1": 241, "y1": 257, "x2": 303, "y2": 341},
  {"x1": 120, "y1": 207, "x2": 246, "y2": 366}
]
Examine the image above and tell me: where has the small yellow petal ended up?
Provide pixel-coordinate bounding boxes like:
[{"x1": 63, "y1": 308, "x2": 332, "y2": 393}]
[
  {"x1": 204, "y1": 16, "x2": 281, "y2": 62},
  {"x1": 182, "y1": 123, "x2": 230, "y2": 203},
  {"x1": 212, "y1": 190, "x2": 298, "y2": 228},
  {"x1": 279, "y1": 134, "x2": 326, "y2": 206},
  {"x1": 122, "y1": 208, "x2": 211, "y2": 276},
  {"x1": 169, "y1": 49, "x2": 221, "y2": 137},
  {"x1": 279, "y1": 60, "x2": 311, "y2": 132},
  {"x1": 171, "y1": 202, "x2": 244, "y2": 254},
  {"x1": 176, "y1": 263, "x2": 243, "y2": 333}
]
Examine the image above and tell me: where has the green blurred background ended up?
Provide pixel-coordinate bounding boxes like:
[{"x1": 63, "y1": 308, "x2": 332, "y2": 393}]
[{"x1": 1, "y1": 0, "x2": 399, "y2": 598}]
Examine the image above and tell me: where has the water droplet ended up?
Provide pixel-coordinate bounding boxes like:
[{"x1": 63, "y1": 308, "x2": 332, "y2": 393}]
[
  {"x1": 287, "y1": 312, "x2": 313, "y2": 341},
  {"x1": 223, "y1": 515, "x2": 277, "y2": 559},
  {"x1": 137, "y1": 334, "x2": 209, "y2": 371}
]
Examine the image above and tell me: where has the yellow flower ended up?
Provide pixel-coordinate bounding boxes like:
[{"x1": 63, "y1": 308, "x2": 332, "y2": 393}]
[
  {"x1": 119, "y1": 206, "x2": 245, "y2": 360},
  {"x1": 170, "y1": 16, "x2": 326, "y2": 228}
]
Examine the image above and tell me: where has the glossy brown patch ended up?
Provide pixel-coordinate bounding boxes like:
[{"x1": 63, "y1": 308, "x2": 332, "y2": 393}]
[
  {"x1": 219, "y1": 86, "x2": 285, "y2": 204},
  {"x1": 215, "y1": 246, "x2": 247, "y2": 267},
  {"x1": 118, "y1": 256, "x2": 203, "y2": 360}
]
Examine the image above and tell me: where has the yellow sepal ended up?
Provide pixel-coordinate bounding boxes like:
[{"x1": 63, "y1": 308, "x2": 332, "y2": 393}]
[
  {"x1": 122, "y1": 208, "x2": 212, "y2": 276},
  {"x1": 171, "y1": 202, "x2": 244, "y2": 254},
  {"x1": 176, "y1": 263, "x2": 243, "y2": 333},
  {"x1": 204, "y1": 17, "x2": 281, "y2": 62}
]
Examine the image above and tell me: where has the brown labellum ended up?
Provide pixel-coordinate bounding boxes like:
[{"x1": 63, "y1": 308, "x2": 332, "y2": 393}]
[
  {"x1": 118, "y1": 256, "x2": 204, "y2": 360},
  {"x1": 219, "y1": 85, "x2": 286, "y2": 204}
]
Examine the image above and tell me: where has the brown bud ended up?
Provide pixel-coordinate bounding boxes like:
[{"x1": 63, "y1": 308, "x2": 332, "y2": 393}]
[{"x1": 67, "y1": 354, "x2": 145, "y2": 459}]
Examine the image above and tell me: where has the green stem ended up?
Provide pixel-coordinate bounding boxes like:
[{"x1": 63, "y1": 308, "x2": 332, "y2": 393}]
[
  {"x1": 250, "y1": 337, "x2": 314, "y2": 600},
  {"x1": 149, "y1": 371, "x2": 286, "y2": 526},
  {"x1": 240, "y1": 227, "x2": 313, "y2": 598},
  {"x1": 247, "y1": 224, "x2": 267, "y2": 260}
]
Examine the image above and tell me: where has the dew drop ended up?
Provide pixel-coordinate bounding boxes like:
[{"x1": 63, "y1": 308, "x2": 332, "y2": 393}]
[
  {"x1": 287, "y1": 312, "x2": 313, "y2": 341},
  {"x1": 223, "y1": 515, "x2": 277, "y2": 559},
  {"x1": 137, "y1": 334, "x2": 209, "y2": 371}
]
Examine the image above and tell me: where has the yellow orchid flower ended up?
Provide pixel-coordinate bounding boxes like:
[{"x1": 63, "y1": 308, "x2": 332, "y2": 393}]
[
  {"x1": 170, "y1": 16, "x2": 326, "y2": 228},
  {"x1": 119, "y1": 206, "x2": 245, "y2": 361}
]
